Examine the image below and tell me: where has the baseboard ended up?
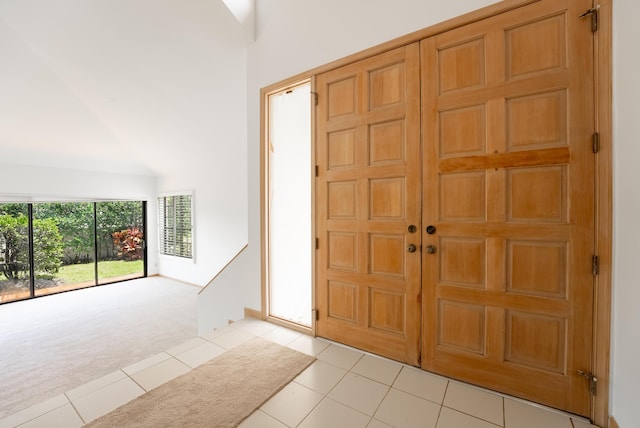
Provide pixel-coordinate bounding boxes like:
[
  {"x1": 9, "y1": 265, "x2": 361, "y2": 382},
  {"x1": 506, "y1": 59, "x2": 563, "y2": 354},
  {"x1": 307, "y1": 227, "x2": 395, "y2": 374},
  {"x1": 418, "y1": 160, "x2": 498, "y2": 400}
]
[
  {"x1": 266, "y1": 316, "x2": 312, "y2": 335},
  {"x1": 155, "y1": 274, "x2": 203, "y2": 289},
  {"x1": 244, "y1": 307, "x2": 263, "y2": 320},
  {"x1": 610, "y1": 416, "x2": 620, "y2": 428}
]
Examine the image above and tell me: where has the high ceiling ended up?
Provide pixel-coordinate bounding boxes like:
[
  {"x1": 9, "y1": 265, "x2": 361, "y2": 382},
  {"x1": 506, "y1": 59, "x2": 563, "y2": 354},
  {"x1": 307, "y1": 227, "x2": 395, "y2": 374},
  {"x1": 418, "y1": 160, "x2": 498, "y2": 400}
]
[{"x1": 0, "y1": 0, "x2": 250, "y2": 176}]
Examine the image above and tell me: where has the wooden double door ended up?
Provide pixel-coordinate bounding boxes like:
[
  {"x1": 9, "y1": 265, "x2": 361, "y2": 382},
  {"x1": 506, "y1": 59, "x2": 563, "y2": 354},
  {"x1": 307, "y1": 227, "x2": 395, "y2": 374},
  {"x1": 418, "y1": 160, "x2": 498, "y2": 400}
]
[{"x1": 316, "y1": 0, "x2": 595, "y2": 416}]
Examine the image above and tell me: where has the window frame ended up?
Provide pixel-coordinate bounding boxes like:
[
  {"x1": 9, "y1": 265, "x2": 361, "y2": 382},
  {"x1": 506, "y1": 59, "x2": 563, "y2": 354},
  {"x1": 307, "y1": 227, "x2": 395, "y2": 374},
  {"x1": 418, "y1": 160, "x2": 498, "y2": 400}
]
[{"x1": 157, "y1": 192, "x2": 194, "y2": 261}]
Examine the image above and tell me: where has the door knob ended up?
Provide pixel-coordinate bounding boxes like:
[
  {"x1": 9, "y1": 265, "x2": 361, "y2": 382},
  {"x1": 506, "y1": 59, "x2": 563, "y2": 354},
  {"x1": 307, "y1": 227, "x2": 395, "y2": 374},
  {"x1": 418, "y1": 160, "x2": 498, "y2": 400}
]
[
  {"x1": 407, "y1": 244, "x2": 417, "y2": 253},
  {"x1": 426, "y1": 245, "x2": 437, "y2": 254},
  {"x1": 426, "y1": 225, "x2": 436, "y2": 235}
]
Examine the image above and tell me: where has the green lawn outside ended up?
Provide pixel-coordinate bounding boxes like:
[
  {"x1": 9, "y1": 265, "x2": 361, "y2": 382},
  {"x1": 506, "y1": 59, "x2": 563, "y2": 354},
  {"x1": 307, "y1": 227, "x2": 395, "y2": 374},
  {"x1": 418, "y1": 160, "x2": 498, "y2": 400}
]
[{"x1": 56, "y1": 260, "x2": 144, "y2": 284}]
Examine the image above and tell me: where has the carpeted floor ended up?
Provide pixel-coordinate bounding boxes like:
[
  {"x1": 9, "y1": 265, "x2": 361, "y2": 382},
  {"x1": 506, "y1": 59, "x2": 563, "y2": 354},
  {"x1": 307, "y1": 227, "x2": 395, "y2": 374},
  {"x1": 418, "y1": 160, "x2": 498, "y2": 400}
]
[{"x1": 0, "y1": 277, "x2": 199, "y2": 419}]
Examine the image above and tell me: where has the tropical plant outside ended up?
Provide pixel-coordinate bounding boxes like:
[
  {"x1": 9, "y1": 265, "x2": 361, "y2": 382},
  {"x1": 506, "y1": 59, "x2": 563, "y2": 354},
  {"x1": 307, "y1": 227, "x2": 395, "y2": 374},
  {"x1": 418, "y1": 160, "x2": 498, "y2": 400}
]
[{"x1": 112, "y1": 227, "x2": 144, "y2": 261}]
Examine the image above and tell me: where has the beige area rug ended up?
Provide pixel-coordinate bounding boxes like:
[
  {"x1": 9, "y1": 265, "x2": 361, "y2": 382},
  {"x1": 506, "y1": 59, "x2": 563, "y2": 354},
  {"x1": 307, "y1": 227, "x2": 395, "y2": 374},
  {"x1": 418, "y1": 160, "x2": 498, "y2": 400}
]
[{"x1": 85, "y1": 337, "x2": 315, "y2": 428}]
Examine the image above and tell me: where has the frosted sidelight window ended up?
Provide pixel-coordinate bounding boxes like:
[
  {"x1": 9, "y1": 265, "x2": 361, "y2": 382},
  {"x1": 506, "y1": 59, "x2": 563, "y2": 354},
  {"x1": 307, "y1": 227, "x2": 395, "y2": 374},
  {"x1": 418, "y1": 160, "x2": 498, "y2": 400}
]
[{"x1": 268, "y1": 82, "x2": 312, "y2": 326}]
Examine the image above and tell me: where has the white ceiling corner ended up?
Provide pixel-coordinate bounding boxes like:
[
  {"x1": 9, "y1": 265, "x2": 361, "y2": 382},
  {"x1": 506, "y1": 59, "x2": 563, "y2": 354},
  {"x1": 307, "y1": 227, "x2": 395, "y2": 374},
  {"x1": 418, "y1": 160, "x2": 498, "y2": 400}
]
[{"x1": 222, "y1": 0, "x2": 256, "y2": 41}]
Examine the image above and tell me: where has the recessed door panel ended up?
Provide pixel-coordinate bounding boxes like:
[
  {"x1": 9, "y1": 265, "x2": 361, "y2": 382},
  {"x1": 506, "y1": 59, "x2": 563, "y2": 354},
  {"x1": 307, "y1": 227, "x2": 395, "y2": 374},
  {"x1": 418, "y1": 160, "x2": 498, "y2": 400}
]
[
  {"x1": 328, "y1": 281, "x2": 358, "y2": 323},
  {"x1": 328, "y1": 129, "x2": 357, "y2": 169},
  {"x1": 440, "y1": 105, "x2": 486, "y2": 157},
  {"x1": 369, "y1": 120, "x2": 406, "y2": 165},
  {"x1": 438, "y1": 37, "x2": 485, "y2": 93},
  {"x1": 438, "y1": 300, "x2": 486, "y2": 354},
  {"x1": 506, "y1": 14, "x2": 566, "y2": 79},
  {"x1": 507, "y1": 90, "x2": 567, "y2": 151},
  {"x1": 507, "y1": 166, "x2": 567, "y2": 223},
  {"x1": 439, "y1": 237, "x2": 486, "y2": 289},
  {"x1": 328, "y1": 77, "x2": 357, "y2": 119},
  {"x1": 507, "y1": 240, "x2": 568, "y2": 298}
]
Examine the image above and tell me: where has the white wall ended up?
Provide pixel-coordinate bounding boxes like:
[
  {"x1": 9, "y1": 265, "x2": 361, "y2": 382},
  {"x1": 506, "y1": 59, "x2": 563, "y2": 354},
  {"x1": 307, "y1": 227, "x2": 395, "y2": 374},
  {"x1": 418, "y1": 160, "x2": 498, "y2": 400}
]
[
  {"x1": 156, "y1": 163, "x2": 248, "y2": 286},
  {"x1": 150, "y1": 1, "x2": 249, "y2": 286},
  {"x1": 611, "y1": 1, "x2": 640, "y2": 426},
  {"x1": 244, "y1": 0, "x2": 637, "y2": 424},
  {"x1": 0, "y1": 162, "x2": 159, "y2": 273}
]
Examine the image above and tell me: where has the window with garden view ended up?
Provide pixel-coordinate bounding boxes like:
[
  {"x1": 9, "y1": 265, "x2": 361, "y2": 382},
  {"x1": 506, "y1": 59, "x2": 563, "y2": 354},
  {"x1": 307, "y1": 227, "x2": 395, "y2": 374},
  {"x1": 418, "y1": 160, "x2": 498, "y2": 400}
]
[{"x1": 0, "y1": 201, "x2": 146, "y2": 304}]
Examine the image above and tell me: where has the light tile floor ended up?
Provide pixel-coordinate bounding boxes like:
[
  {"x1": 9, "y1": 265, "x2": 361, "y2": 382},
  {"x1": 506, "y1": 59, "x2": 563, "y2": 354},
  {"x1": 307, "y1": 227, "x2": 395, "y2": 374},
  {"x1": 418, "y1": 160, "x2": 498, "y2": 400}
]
[{"x1": 0, "y1": 318, "x2": 599, "y2": 428}]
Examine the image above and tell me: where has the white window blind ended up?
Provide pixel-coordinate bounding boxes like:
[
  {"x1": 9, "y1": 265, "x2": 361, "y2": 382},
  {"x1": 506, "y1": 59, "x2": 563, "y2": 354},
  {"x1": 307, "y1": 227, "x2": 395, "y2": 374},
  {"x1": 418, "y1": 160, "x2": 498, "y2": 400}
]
[{"x1": 157, "y1": 194, "x2": 193, "y2": 259}]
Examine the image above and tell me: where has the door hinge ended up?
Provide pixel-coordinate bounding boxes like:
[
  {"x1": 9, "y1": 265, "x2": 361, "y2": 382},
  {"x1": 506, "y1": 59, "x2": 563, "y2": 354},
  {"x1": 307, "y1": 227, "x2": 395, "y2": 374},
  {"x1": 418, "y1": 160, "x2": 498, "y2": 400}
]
[
  {"x1": 315, "y1": 165, "x2": 319, "y2": 177},
  {"x1": 312, "y1": 308, "x2": 319, "y2": 321},
  {"x1": 592, "y1": 255, "x2": 599, "y2": 276},
  {"x1": 311, "y1": 91, "x2": 318, "y2": 106},
  {"x1": 592, "y1": 132, "x2": 600, "y2": 153},
  {"x1": 579, "y1": 6, "x2": 598, "y2": 32},
  {"x1": 578, "y1": 370, "x2": 598, "y2": 395},
  {"x1": 315, "y1": 238, "x2": 319, "y2": 250}
]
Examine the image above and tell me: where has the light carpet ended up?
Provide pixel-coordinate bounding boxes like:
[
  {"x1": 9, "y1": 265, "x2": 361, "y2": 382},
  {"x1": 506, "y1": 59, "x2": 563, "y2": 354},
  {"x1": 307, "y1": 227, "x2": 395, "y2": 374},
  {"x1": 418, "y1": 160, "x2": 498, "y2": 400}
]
[
  {"x1": 85, "y1": 337, "x2": 315, "y2": 428},
  {"x1": 0, "y1": 277, "x2": 199, "y2": 419}
]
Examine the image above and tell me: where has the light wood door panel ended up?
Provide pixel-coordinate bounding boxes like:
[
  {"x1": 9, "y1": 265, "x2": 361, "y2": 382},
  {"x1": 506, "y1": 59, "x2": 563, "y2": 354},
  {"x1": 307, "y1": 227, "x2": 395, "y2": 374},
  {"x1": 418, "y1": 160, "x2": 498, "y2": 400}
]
[
  {"x1": 421, "y1": 0, "x2": 594, "y2": 416},
  {"x1": 316, "y1": 44, "x2": 421, "y2": 365}
]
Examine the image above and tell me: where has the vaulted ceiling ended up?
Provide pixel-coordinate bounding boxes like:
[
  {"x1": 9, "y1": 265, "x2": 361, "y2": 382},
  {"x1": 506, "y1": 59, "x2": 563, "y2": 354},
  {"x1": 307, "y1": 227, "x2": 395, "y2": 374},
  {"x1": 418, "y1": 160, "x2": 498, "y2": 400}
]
[{"x1": 0, "y1": 0, "x2": 251, "y2": 176}]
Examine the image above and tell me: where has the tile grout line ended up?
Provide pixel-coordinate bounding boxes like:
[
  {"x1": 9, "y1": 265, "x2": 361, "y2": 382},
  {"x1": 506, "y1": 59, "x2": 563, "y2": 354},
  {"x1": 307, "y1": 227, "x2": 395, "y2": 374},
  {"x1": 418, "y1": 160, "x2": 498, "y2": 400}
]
[
  {"x1": 367, "y1": 384, "x2": 392, "y2": 426},
  {"x1": 31, "y1": 368, "x2": 134, "y2": 428},
  {"x1": 8, "y1": 397, "x2": 71, "y2": 428},
  {"x1": 290, "y1": 344, "x2": 345, "y2": 427},
  {"x1": 502, "y1": 390, "x2": 506, "y2": 427},
  {"x1": 68, "y1": 369, "x2": 135, "y2": 426},
  {"x1": 439, "y1": 405, "x2": 505, "y2": 427},
  {"x1": 437, "y1": 382, "x2": 507, "y2": 428},
  {"x1": 280, "y1": 344, "x2": 363, "y2": 426},
  {"x1": 64, "y1": 392, "x2": 87, "y2": 426},
  {"x1": 292, "y1": 391, "x2": 324, "y2": 428},
  {"x1": 124, "y1": 366, "x2": 151, "y2": 393},
  {"x1": 379, "y1": 365, "x2": 447, "y2": 406},
  {"x1": 434, "y1": 380, "x2": 452, "y2": 428},
  {"x1": 359, "y1": 355, "x2": 401, "y2": 425}
]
